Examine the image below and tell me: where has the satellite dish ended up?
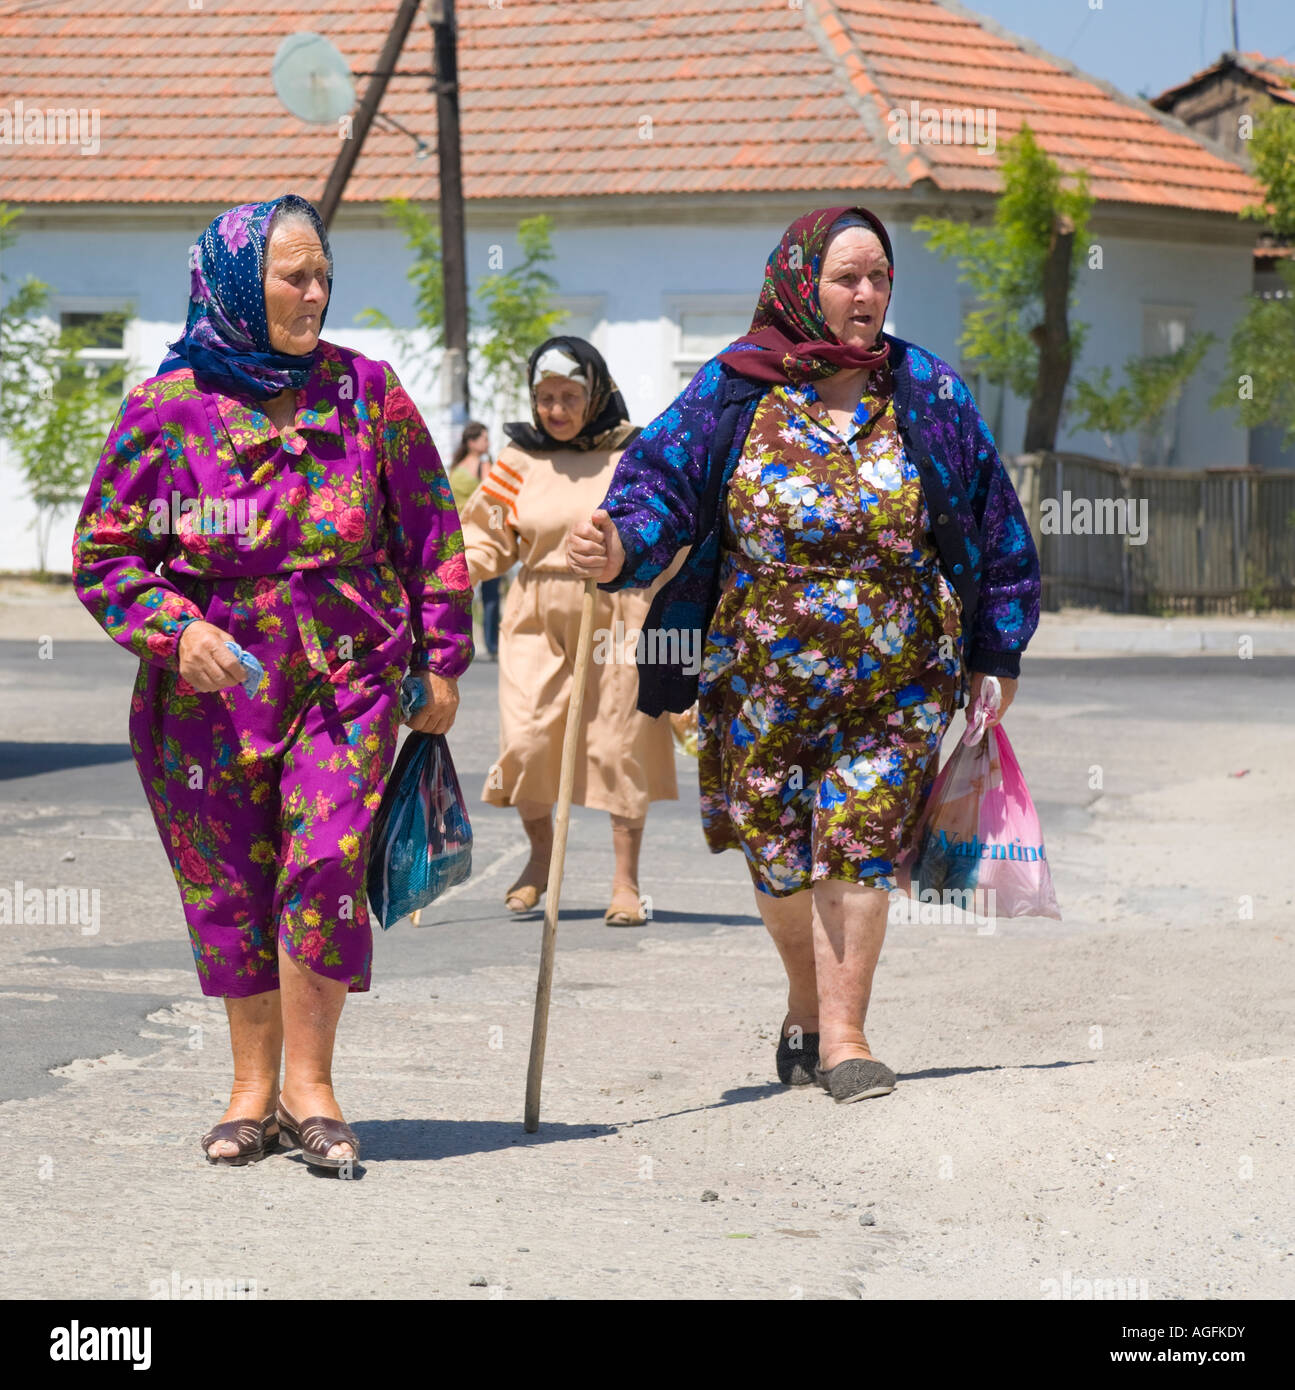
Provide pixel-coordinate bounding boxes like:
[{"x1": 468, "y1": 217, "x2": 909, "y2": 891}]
[{"x1": 273, "y1": 32, "x2": 356, "y2": 125}]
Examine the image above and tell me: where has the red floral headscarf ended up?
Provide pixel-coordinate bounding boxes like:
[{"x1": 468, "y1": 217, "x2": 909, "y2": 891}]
[{"x1": 717, "y1": 205, "x2": 894, "y2": 385}]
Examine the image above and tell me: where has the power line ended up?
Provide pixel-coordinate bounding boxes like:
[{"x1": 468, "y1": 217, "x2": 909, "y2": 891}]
[{"x1": 1060, "y1": 7, "x2": 1095, "y2": 60}]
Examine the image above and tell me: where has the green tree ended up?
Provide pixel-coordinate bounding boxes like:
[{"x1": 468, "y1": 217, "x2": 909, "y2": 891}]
[
  {"x1": 360, "y1": 203, "x2": 566, "y2": 414},
  {"x1": 355, "y1": 197, "x2": 444, "y2": 365},
  {"x1": 914, "y1": 123, "x2": 1093, "y2": 451},
  {"x1": 1, "y1": 204, "x2": 132, "y2": 573},
  {"x1": 1070, "y1": 332, "x2": 1215, "y2": 464},
  {"x1": 0, "y1": 203, "x2": 56, "y2": 440},
  {"x1": 474, "y1": 215, "x2": 568, "y2": 416},
  {"x1": 1211, "y1": 102, "x2": 1295, "y2": 445}
]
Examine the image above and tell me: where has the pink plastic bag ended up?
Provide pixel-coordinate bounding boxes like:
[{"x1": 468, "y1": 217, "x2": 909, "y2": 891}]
[{"x1": 899, "y1": 677, "x2": 1061, "y2": 921}]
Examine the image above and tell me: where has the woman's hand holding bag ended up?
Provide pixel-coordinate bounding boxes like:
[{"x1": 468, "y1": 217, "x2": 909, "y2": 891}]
[{"x1": 899, "y1": 675, "x2": 1061, "y2": 921}]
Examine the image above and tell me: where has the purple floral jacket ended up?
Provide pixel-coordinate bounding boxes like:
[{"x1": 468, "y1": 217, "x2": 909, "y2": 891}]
[
  {"x1": 72, "y1": 339, "x2": 473, "y2": 679},
  {"x1": 598, "y1": 335, "x2": 1041, "y2": 715}
]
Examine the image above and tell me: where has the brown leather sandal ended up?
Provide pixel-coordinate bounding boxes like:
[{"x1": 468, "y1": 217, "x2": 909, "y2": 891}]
[
  {"x1": 200, "y1": 1114, "x2": 280, "y2": 1166},
  {"x1": 276, "y1": 1102, "x2": 360, "y2": 1171}
]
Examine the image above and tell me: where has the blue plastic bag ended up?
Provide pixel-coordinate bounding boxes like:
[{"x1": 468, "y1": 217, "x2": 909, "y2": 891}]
[{"x1": 366, "y1": 730, "x2": 472, "y2": 929}]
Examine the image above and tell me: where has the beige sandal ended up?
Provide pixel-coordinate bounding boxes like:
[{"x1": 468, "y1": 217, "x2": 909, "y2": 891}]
[
  {"x1": 604, "y1": 887, "x2": 646, "y2": 926},
  {"x1": 505, "y1": 883, "x2": 543, "y2": 913}
]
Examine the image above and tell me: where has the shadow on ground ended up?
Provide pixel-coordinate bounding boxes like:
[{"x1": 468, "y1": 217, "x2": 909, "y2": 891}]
[
  {"x1": 337, "y1": 1117, "x2": 617, "y2": 1164},
  {"x1": 0, "y1": 741, "x2": 134, "y2": 781}
]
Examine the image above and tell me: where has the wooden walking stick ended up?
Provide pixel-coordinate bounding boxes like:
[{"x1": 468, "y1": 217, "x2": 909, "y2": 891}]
[{"x1": 524, "y1": 576, "x2": 599, "y2": 1132}]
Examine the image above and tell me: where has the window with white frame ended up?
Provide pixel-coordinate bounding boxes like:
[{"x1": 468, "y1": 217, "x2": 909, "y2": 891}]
[
  {"x1": 54, "y1": 297, "x2": 130, "y2": 397},
  {"x1": 666, "y1": 295, "x2": 752, "y2": 392}
]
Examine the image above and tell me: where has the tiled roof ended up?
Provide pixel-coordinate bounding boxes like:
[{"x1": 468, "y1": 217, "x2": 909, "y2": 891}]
[
  {"x1": 1153, "y1": 51, "x2": 1295, "y2": 110},
  {"x1": 1246, "y1": 52, "x2": 1295, "y2": 104},
  {"x1": 0, "y1": 0, "x2": 1257, "y2": 214}
]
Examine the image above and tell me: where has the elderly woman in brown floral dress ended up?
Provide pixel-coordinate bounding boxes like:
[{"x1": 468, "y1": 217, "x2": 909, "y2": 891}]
[{"x1": 568, "y1": 207, "x2": 1041, "y2": 1104}]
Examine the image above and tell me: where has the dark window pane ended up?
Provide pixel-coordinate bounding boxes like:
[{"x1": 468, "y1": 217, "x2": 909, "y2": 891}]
[{"x1": 60, "y1": 311, "x2": 124, "y2": 350}]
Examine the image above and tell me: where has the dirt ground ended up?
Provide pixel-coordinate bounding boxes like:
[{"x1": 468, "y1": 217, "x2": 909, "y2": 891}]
[{"x1": 1, "y1": 582, "x2": 1291, "y2": 1299}]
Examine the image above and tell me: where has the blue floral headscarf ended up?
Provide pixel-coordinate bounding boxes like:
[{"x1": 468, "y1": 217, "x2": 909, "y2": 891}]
[{"x1": 158, "y1": 193, "x2": 332, "y2": 400}]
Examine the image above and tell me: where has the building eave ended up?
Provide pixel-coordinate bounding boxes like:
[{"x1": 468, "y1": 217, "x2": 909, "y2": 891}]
[{"x1": 6, "y1": 186, "x2": 1258, "y2": 250}]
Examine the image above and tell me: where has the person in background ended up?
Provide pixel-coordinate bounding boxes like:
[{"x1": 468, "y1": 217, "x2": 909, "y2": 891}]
[
  {"x1": 449, "y1": 422, "x2": 501, "y2": 660},
  {"x1": 457, "y1": 337, "x2": 682, "y2": 926}
]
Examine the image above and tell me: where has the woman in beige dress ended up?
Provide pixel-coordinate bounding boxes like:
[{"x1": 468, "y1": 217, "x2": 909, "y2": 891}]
[{"x1": 458, "y1": 337, "x2": 679, "y2": 924}]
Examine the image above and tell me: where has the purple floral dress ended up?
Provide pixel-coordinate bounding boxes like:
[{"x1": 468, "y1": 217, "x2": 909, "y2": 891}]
[
  {"x1": 698, "y1": 363, "x2": 963, "y2": 896},
  {"x1": 72, "y1": 340, "x2": 473, "y2": 996}
]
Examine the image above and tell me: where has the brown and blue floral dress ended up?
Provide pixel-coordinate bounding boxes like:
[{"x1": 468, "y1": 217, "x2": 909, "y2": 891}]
[{"x1": 697, "y1": 363, "x2": 964, "y2": 896}]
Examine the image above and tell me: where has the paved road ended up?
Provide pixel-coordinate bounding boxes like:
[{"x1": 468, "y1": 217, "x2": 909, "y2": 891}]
[
  {"x1": 3, "y1": 635, "x2": 1293, "y2": 1300},
  {"x1": 2, "y1": 636, "x2": 1288, "y2": 1103}
]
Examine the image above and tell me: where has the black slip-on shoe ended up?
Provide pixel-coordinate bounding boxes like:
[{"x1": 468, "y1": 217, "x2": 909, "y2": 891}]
[
  {"x1": 775, "y1": 1030, "x2": 821, "y2": 1085},
  {"x1": 814, "y1": 1058, "x2": 897, "y2": 1103}
]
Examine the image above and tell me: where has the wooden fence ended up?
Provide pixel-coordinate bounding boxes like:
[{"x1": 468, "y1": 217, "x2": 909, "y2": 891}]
[{"x1": 1004, "y1": 453, "x2": 1295, "y2": 614}]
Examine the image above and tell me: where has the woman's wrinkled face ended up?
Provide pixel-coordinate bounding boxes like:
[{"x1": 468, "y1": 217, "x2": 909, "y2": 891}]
[
  {"x1": 533, "y1": 377, "x2": 589, "y2": 442},
  {"x1": 816, "y1": 227, "x2": 891, "y2": 348},
  {"x1": 263, "y1": 223, "x2": 330, "y2": 355}
]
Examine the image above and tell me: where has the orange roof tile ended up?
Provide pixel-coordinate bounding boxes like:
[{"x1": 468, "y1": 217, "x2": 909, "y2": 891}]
[
  {"x1": 0, "y1": 0, "x2": 1257, "y2": 214},
  {"x1": 1242, "y1": 52, "x2": 1295, "y2": 103}
]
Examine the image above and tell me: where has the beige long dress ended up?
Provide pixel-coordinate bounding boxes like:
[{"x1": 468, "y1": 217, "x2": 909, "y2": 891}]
[{"x1": 459, "y1": 435, "x2": 682, "y2": 819}]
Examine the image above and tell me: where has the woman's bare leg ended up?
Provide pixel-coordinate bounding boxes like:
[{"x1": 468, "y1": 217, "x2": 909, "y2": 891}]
[
  {"x1": 508, "y1": 799, "x2": 554, "y2": 896},
  {"x1": 277, "y1": 947, "x2": 353, "y2": 1161},
  {"x1": 811, "y1": 880, "x2": 890, "y2": 1070},
  {"x1": 752, "y1": 886, "x2": 819, "y2": 1034},
  {"x1": 608, "y1": 812, "x2": 645, "y2": 913},
  {"x1": 207, "y1": 991, "x2": 283, "y2": 1158}
]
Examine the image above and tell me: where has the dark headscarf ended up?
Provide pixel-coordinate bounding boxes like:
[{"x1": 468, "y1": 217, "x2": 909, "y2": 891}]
[
  {"x1": 717, "y1": 205, "x2": 894, "y2": 385},
  {"x1": 157, "y1": 193, "x2": 332, "y2": 401},
  {"x1": 503, "y1": 336, "x2": 638, "y2": 453}
]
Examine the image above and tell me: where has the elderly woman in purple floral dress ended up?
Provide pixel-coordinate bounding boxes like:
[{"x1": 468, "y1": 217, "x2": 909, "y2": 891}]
[
  {"x1": 72, "y1": 195, "x2": 473, "y2": 1170},
  {"x1": 569, "y1": 206, "x2": 1040, "y2": 1105}
]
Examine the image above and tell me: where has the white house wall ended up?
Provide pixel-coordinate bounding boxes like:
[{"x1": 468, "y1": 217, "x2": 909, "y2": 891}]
[{"x1": 0, "y1": 211, "x2": 1252, "y2": 574}]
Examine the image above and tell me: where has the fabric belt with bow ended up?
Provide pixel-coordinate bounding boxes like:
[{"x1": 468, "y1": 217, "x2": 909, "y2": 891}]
[{"x1": 285, "y1": 549, "x2": 398, "y2": 675}]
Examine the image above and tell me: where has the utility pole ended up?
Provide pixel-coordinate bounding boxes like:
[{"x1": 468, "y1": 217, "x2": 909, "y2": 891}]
[
  {"x1": 1231, "y1": 0, "x2": 1240, "y2": 52},
  {"x1": 429, "y1": 0, "x2": 470, "y2": 423}
]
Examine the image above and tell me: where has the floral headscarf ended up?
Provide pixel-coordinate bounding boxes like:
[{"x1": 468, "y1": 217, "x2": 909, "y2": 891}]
[
  {"x1": 157, "y1": 193, "x2": 332, "y2": 400},
  {"x1": 717, "y1": 205, "x2": 894, "y2": 385}
]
